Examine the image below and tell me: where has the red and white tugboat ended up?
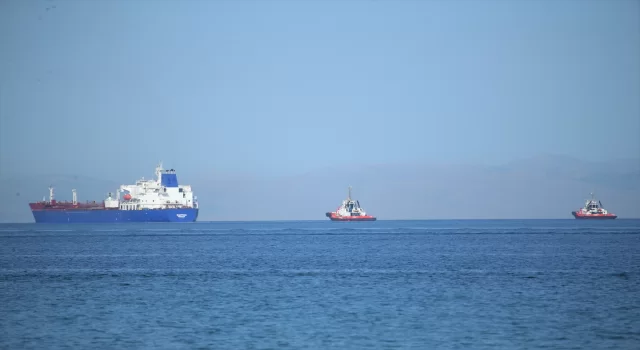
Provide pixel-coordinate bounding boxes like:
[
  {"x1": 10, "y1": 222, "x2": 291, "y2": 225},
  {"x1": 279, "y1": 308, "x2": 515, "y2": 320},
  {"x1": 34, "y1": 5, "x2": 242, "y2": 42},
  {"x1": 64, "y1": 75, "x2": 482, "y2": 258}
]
[
  {"x1": 571, "y1": 193, "x2": 617, "y2": 219},
  {"x1": 325, "y1": 186, "x2": 377, "y2": 221}
]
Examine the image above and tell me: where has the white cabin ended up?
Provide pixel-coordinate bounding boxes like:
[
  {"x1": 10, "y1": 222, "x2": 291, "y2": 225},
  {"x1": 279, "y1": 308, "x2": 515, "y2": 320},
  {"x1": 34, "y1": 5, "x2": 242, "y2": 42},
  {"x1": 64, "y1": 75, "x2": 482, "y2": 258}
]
[{"x1": 105, "y1": 162, "x2": 198, "y2": 211}]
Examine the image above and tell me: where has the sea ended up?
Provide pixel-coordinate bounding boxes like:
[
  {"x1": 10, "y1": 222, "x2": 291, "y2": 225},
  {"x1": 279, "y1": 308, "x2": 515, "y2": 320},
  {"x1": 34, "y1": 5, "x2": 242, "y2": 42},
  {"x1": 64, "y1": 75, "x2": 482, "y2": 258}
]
[{"x1": 1, "y1": 219, "x2": 639, "y2": 349}]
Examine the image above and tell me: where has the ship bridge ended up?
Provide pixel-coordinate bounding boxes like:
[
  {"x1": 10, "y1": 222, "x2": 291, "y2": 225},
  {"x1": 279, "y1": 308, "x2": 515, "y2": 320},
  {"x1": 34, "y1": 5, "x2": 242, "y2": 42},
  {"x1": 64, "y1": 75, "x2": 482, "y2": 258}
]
[{"x1": 107, "y1": 162, "x2": 198, "y2": 211}]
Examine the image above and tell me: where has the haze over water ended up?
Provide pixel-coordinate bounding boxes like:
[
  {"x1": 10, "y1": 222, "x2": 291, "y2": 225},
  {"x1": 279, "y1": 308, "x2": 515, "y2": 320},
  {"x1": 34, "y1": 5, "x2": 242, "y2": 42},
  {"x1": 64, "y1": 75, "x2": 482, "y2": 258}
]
[
  {"x1": 1, "y1": 0, "x2": 639, "y2": 223},
  {"x1": 2, "y1": 220, "x2": 639, "y2": 349}
]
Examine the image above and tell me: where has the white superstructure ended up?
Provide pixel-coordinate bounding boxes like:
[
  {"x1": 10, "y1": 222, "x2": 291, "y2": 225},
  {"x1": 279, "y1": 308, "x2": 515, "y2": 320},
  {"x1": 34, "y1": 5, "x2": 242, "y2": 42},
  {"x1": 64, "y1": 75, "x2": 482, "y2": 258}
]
[
  {"x1": 576, "y1": 194, "x2": 610, "y2": 215},
  {"x1": 106, "y1": 162, "x2": 199, "y2": 211},
  {"x1": 335, "y1": 186, "x2": 368, "y2": 216}
]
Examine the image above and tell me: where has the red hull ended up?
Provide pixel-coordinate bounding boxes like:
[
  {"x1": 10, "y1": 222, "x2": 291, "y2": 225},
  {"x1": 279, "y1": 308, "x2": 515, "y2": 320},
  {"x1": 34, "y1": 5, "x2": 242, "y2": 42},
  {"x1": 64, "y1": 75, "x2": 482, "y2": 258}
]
[
  {"x1": 571, "y1": 211, "x2": 617, "y2": 219},
  {"x1": 325, "y1": 212, "x2": 377, "y2": 221}
]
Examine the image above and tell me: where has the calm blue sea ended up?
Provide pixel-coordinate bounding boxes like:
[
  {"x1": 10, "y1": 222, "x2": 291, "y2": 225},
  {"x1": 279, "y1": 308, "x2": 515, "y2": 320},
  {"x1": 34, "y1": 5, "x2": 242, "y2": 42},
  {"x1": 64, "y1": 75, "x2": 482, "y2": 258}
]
[{"x1": 1, "y1": 219, "x2": 639, "y2": 349}]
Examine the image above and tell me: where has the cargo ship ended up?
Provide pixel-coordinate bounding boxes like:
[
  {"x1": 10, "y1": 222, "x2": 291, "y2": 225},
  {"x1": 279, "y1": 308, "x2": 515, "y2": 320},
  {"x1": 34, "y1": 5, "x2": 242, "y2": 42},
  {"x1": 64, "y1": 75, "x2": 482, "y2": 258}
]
[
  {"x1": 571, "y1": 193, "x2": 617, "y2": 219},
  {"x1": 325, "y1": 186, "x2": 376, "y2": 221},
  {"x1": 29, "y1": 163, "x2": 199, "y2": 223}
]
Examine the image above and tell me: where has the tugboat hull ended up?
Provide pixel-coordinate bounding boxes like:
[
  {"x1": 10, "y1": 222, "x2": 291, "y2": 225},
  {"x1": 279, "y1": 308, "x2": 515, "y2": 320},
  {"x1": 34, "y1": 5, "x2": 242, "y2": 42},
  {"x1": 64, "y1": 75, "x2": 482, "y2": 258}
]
[
  {"x1": 572, "y1": 211, "x2": 617, "y2": 219},
  {"x1": 326, "y1": 212, "x2": 377, "y2": 221}
]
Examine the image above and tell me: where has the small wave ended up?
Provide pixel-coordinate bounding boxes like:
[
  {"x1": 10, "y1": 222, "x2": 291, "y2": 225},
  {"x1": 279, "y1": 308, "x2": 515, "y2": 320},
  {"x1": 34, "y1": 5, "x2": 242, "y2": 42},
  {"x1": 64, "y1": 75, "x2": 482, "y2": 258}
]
[{"x1": 1, "y1": 268, "x2": 633, "y2": 277}]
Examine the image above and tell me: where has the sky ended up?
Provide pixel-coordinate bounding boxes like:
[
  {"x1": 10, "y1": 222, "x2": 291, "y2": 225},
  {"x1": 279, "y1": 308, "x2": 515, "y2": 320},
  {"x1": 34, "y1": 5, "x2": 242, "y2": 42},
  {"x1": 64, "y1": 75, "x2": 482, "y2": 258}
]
[{"x1": 0, "y1": 0, "x2": 639, "y2": 182}]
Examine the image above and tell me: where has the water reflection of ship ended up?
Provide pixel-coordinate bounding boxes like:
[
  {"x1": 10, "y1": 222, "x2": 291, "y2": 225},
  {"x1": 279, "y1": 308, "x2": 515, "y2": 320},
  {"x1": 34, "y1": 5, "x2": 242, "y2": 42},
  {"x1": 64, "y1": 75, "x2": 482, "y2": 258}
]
[{"x1": 325, "y1": 186, "x2": 376, "y2": 221}]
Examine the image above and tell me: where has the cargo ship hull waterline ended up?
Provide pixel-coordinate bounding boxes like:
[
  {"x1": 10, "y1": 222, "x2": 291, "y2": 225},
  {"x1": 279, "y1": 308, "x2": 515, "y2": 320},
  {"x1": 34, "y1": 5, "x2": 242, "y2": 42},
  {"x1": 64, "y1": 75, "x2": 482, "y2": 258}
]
[{"x1": 29, "y1": 163, "x2": 199, "y2": 223}]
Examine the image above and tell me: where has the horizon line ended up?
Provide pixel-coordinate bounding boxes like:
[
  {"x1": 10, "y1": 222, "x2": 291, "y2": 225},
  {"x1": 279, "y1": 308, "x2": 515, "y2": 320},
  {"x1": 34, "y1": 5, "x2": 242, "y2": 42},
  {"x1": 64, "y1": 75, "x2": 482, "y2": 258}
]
[{"x1": 1, "y1": 218, "x2": 639, "y2": 224}]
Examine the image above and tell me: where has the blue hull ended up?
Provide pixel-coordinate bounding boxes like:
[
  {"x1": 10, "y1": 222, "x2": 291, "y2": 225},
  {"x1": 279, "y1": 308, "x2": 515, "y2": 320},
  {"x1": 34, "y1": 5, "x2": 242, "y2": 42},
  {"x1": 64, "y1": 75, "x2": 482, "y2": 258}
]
[{"x1": 31, "y1": 208, "x2": 199, "y2": 223}]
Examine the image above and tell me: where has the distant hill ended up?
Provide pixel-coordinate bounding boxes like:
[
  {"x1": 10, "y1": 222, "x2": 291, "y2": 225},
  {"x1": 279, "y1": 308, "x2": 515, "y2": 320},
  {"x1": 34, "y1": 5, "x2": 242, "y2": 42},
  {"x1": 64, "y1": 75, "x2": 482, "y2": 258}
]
[{"x1": 1, "y1": 154, "x2": 638, "y2": 223}]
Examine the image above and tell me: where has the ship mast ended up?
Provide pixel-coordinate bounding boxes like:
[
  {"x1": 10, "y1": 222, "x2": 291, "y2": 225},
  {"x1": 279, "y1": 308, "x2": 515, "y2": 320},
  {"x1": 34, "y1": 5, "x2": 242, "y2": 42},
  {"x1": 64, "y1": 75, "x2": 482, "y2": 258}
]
[
  {"x1": 49, "y1": 186, "x2": 54, "y2": 204},
  {"x1": 156, "y1": 161, "x2": 163, "y2": 183},
  {"x1": 72, "y1": 189, "x2": 77, "y2": 205},
  {"x1": 348, "y1": 186, "x2": 352, "y2": 200}
]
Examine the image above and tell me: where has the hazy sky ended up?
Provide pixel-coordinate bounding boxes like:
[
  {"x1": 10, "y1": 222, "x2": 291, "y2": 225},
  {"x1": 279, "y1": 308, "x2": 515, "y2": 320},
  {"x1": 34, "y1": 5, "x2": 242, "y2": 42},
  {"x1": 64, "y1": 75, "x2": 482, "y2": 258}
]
[{"x1": 1, "y1": 0, "x2": 638, "y2": 181}]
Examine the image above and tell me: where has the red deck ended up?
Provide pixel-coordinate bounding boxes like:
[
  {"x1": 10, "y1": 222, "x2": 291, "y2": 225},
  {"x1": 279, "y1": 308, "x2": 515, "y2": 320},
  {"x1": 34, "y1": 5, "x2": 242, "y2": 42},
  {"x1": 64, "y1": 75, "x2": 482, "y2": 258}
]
[{"x1": 29, "y1": 200, "x2": 106, "y2": 211}]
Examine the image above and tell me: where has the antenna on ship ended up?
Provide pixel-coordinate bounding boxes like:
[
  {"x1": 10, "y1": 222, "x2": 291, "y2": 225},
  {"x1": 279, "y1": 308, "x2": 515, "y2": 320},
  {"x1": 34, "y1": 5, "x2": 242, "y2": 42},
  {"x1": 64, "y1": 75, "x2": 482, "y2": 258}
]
[{"x1": 348, "y1": 186, "x2": 352, "y2": 200}]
